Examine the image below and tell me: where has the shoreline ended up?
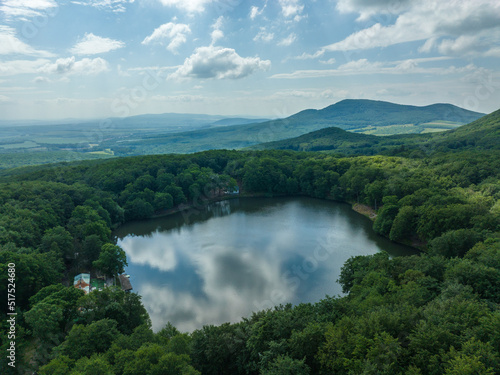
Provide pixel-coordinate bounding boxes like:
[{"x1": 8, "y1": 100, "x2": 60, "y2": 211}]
[
  {"x1": 113, "y1": 194, "x2": 421, "y2": 252},
  {"x1": 351, "y1": 203, "x2": 378, "y2": 220}
]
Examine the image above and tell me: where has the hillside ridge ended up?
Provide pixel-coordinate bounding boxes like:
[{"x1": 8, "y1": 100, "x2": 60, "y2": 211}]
[{"x1": 251, "y1": 107, "x2": 500, "y2": 155}]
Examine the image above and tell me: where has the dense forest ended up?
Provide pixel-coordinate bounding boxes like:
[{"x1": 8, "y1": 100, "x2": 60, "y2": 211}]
[{"x1": 0, "y1": 109, "x2": 499, "y2": 374}]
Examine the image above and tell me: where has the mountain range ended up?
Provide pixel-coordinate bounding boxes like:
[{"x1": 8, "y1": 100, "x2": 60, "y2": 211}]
[{"x1": 108, "y1": 100, "x2": 484, "y2": 155}]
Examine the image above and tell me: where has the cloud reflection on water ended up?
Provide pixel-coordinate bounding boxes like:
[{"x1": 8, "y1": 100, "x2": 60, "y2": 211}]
[{"x1": 117, "y1": 198, "x2": 415, "y2": 332}]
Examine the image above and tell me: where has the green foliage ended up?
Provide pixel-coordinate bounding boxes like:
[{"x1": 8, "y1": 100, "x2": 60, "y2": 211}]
[
  {"x1": 92, "y1": 243, "x2": 128, "y2": 278},
  {"x1": 445, "y1": 259, "x2": 500, "y2": 302},
  {"x1": 25, "y1": 302, "x2": 64, "y2": 344},
  {"x1": 119, "y1": 343, "x2": 200, "y2": 375},
  {"x1": 190, "y1": 323, "x2": 248, "y2": 375},
  {"x1": 429, "y1": 229, "x2": 483, "y2": 258},
  {"x1": 261, "y1": 355, "x2": 310, "y2": 375},
  {"x1": 390, "y1": 206, "x2": 417, "y2": 242},
  {"x1": 77, "y1": 287, "x2": 150, "y2": 334},
  {"x1": 373, "y1": 204, "x2": 399, "y2": 235},
  {"x1": 153, "y1": 192, "x2": 173, "y2": 211},
  {"x1": 0, "y1": 250, "x2": 63, "y2": 313},
  {"x1": 40, "y1": 226, "x2": 74, "y2": 258},
  {"x1": 55, "y1": 319, "x2": 119, "y2": 360},
  {"x1": 288, "y1": 322, "x2": 329, "y2": 372},
  {"x1": 124, "y1": 198, "x2": 154, "y2": 220},
  {"x1": 80, "y1": 234, "x2": 103, "y2": 268},
  {"x1": 70, "y1": 354, "x2": 114, "y2": 375},
  {"x1": 38, "y1": 355, "x2": 75, "y2": 375},
  {"x1": 23, "y1": 288, "x2": 82, "y2": 365}
]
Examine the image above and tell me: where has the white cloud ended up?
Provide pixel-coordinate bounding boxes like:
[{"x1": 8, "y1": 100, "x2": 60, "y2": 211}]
[
  {"x1": 418, "y1": 37, "x2": 437, "y2": 53},
  {"x1": 485, "y1": 47, "x2": 500, "y2": 58},
  {"x1": 71, "y1": 0, "x2": 134, "y2": 13},
  {"x1": 70, "y1": 33, "x2": 125, "y2": 55},
  {"x1": 336, "y1": 0, "x2": 411, "y2": 21},
  {"x1": 0, "y1": 59, "x2": 50, "y2": 76},
  {"x1": 34, "y1": 76, "x2": 51, "y2": 84},
  {"x1": 170, "y1": 45, "x2": 271, "y2": 80},
  {"x1": 157, "y1": 0, "x2": 212, "y2": 13},
  {"x1": 324, "y1": 0, "x2": 500, "y2": 56},
  {"x1": 0, "y1": 94, "x2": 12, "y2": 103},
  {"x1": 142, "y1": 22, "x2": 191, "y2": 54},
  {"x1": 253, "y1": 28, "x2": 274, "y2": 43},
  {"x1": 39, "y1": 56, "x2": 109, "y2": 75},
  {"x1": 250, "y1": 5, "x2": 264, "y2": 20},
  {"x1": 432, "y1": 32, "x2": 500, "y2": 58},
  {"x1": 278, "y1": 33, "x2": 297, "y2": 46},
  {"x1": 1, "y1": 0, "x2": 58, "y2": 20},
  {"x1": 120, "y1": 236, "x2": 177, "y2": 272},
  {"x1": 0, "y1": 26, "x2": 53, "y2": 57},
  {"x1": 127, "y1": 65, "x2": 178, "y2": 74},
  {"x1": 151, "y1": 94, "x2": 204, "y2": 102},
  {"x1": 272, "y1": 89, "x2": 338, "y2": 100},
  {"x1": 323, "y1": 21, "x2": 424, "y2": 52},
  {"x1": 437, "y1": 35, "x2": 480, "y2": 56},
  {"x1": 117, "y1": 64, "x2": 130, "y2": 77},
  {"x1": 211, "y1": 16, "x2": 224, "y2": 45},
  {"x1": 279, "y1": 0, "x2": 304, "y2": 18},
  {"x1": 0, "y1": 57, "x2": 108, "y2": 77},
  {"x1": 339, "y1": 58, "x2": 384, "y2": 72},
  {"x1": 293, "y1": 50, "x2": 325, "y2": 60},
  {"x1": 320, "y1": 58, "x2": 336, "y2": 65},
  {"x1": 270, "y1": 58, "x2": 478, "y2": 79}
]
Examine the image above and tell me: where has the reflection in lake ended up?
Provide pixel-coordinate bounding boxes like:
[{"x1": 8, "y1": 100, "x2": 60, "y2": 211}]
[{"x1": 114, "y1": 197, "x2": 416, "y2": 332}]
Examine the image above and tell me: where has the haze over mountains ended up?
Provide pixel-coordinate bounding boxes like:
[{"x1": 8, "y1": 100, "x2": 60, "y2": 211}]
[
  {"x1": 0, "y1": 99, "x2": 488, "y2": 169},
  {"x1": 103, "y1": 99, "x2": 484, "y2": 155}
]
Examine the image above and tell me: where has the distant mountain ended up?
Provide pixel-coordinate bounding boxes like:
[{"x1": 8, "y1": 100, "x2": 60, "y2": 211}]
[
  {"x1": 111, "y1": 99, "x2": 484, "y2": 155},
  {"x1": 0, "y1": 113, "x2": 260, "y2": 131},
  {"x1": 292, "y1": 100, "x2": 482, "y2": 124},
  {"x1": 251, "y1": 108, "x2": 500, "y2": 156}
]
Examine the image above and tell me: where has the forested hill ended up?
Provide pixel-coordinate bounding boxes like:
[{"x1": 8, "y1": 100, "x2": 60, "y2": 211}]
[
  {"x1": 424, "y1": 107, "x2": 500, "y2": 150},
  {"x1": 287, "y1": 99, "x2": 483, "y2": 130},
  {"x1": 249, "y1": 126, "x2": 399, "y2": 154},
  {"x1": 251, "y1": 107, "x2": 500, "y2": 155},
  {"x1": 101, "y1": 100, "x2": 484, "y2": 155}
]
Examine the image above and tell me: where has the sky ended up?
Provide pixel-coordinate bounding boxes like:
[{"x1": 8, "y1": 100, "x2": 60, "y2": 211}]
[{"x1": 1, "y1": 0, "x2": 500, "y2": 121}]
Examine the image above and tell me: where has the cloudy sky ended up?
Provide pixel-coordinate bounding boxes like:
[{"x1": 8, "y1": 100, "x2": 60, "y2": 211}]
[{"x1": 1, "y1": 0, "x2": 499, "y2": 120}]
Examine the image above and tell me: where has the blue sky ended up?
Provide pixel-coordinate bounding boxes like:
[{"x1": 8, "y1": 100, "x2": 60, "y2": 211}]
[{"x1": 1, "y1": 0, "x2": 499, "y2": 120}]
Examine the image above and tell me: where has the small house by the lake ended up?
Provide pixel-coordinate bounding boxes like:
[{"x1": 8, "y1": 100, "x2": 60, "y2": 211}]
[{"x1": 74, "y1": 273, "x2": 90, "y2": 294}]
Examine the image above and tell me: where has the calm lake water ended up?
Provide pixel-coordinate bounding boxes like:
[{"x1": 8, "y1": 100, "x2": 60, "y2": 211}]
[{"x1": 114, "y1": 197, "x2": 416, "y2": 332}]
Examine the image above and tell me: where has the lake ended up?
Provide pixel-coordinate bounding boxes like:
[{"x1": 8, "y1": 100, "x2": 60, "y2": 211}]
[{"x1": 114, "y1": 197, "x2": 416, "y2": 332}]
